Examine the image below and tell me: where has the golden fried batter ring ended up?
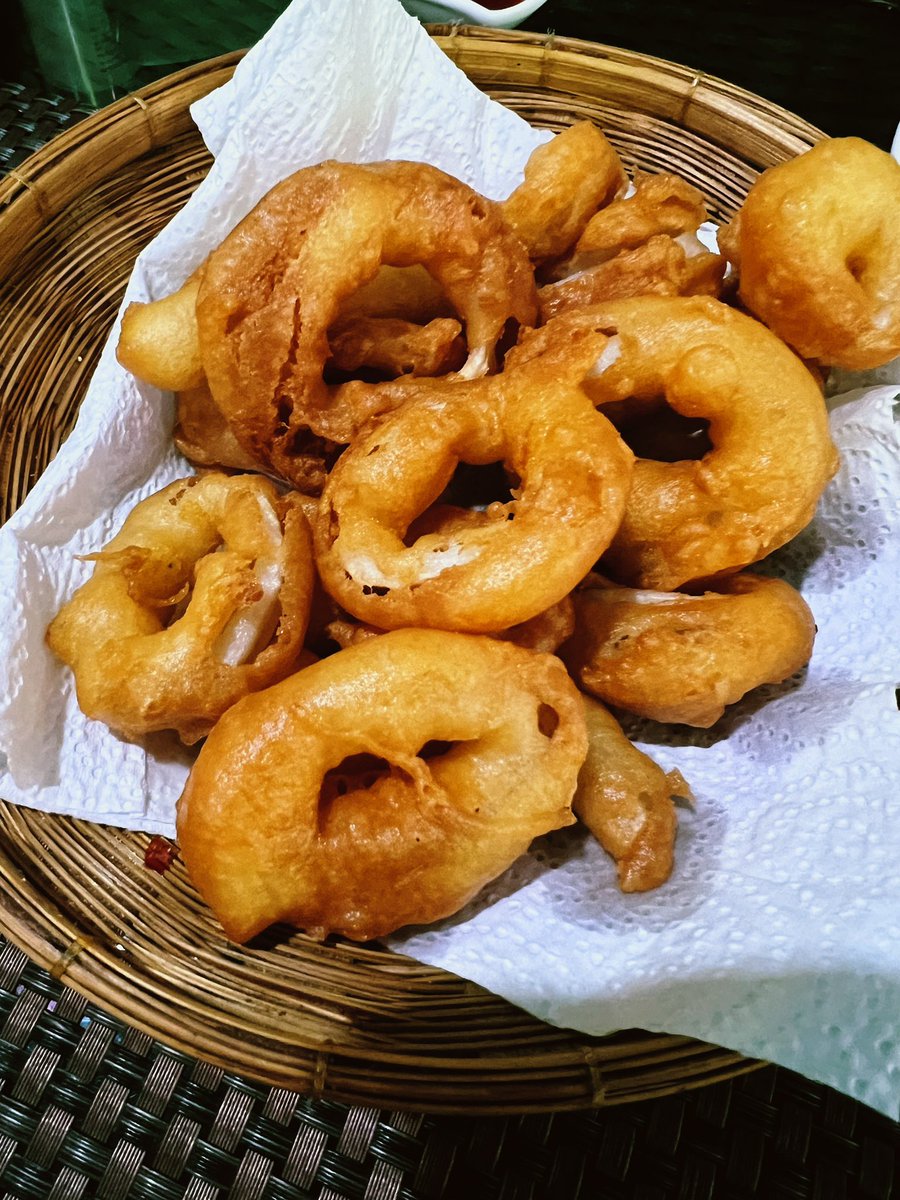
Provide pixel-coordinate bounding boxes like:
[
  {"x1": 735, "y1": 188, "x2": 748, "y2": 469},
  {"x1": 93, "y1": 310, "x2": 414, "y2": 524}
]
[
  {"x1": 47, "y1": 473, "x2": 314, "y2": 743},
  {"x1": 176, "y1": 629, "x2": 586, "y2": 943},
  {"x1": 314, "y1": 349, "x2": 633, "y2": 633},
  {"x1": 574, "y1": 696, "x2": 687, "y2": 891},
  {"x1": 510, "y1": 296, "x2": 839, "y2": 589},
  {"x1": 563, "y1": 573, "x2": 816, "y2": 727},
  {"x1": 720, "y1": 137, "x2": 900, "y2": 370},
  {"x1": 196, "y1": 160, "x2": 538, "y2": 477},
  {"x1": 538, "y1": 234, "x2": 725, "y2": 321},
  {"x1": 501, "y1": 121, "x2": 626, "y2": 262}
]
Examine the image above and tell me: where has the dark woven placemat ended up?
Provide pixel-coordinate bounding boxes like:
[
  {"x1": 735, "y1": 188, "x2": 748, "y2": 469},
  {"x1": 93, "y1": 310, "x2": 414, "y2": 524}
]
[
  {"x1": 0, "y1": 936, "x2": 897, "y2": 1199},
  {"x1": 0, "y1": 79, "x2": 93, "y2": 172}
]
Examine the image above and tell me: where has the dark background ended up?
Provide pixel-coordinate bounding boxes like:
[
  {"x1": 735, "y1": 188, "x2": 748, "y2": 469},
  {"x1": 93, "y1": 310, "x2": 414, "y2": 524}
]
[
  {"x1": 3, "y1": 0, "x2": 898, "y2": 149},
  {"x1": 521, "y1": 0, "x2": 899, "y2": 148}
]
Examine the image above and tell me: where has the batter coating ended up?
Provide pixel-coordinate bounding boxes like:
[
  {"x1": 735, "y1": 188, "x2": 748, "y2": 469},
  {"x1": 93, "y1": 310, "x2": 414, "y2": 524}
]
[
  {"x1": 574, "y1": 696, "x2": 687, "y2": 891},
  {"x1": 47, "y1": 473, "x2": 313, "y2": 743},
  {"x1": 502, "y1": 120, "x2": 626, "y2": 262},
  {"x1": 720, "y1": 137, "x2": 900, "y2": 370},
  {"x1": 176, "y1": 630, "x2": 586, "y2": 943},
  {"x1": 556, "y1": 171, "x2": 712, "y2": 276},
  {"x1": 196, "y1": 160, "x2": 538, "y2": 481},
  {"x1": 563, "y1": 573, "x2": 816, "y2": 727},
  {"x1": 314, "y1": 347, "x2": 633, "y2": 633}
]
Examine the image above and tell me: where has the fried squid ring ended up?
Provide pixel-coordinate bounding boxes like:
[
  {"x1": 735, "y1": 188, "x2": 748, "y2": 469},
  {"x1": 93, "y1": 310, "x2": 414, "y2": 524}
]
[
  {"x1": 509, "y1": 296, "x2": 839, "y2": 589},
  {"x1": 574, "y1": 696, "x2": 687, "y2": 892},
  {"x1": 47, "y1": 473, "x2": 314, "y2": 743},
  {"x1": 313, "y1": 351, "x2": 633, "y2": 633},
  {"x1": 563, "y1": 573, "x2": 816, "y2": 727},
  {"x1": 501, "y1": 121, "x2": 626, "y2": 262},
  {"x1": 196, "y1": 160, "x2": 538, "y2": 478},
  {"x1": 720, "y1": 137, "x2": 900, "y2": 370},
  {"x1": 176, "y1": 629, "x2": 586, "y2": 943}
]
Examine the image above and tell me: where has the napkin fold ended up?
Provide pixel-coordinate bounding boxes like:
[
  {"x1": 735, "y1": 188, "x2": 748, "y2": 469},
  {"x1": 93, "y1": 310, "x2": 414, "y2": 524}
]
[{"x1": 1, "y1": 0, "x2": 898, "y2": 1118}]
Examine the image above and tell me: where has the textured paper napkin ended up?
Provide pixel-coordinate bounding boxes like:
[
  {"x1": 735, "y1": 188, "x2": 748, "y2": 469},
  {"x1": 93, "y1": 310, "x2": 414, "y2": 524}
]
[{"x1": 0, "y1": 0, "x2": 898, "y2": 1117}]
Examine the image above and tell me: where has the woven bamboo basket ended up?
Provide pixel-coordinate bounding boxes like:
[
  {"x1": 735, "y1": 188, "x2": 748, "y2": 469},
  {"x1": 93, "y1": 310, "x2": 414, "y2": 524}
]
[{"x1": 0, "y1": 27, "x2": 825, "y2": 1115}]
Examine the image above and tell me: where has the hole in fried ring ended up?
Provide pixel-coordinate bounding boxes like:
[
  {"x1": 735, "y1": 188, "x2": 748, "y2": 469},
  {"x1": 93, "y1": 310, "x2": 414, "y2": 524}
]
[
  {"x1": 313, "y1": 347, "x2": 633, "y2": 633},
  {"x1": 195, "y1": 160, "x2": 538, "y2": 483}
]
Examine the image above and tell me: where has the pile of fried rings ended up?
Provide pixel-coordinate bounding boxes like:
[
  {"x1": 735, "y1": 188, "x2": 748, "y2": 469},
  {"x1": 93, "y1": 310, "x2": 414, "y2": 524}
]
[{"x1": 48, "y1": 124, "x2": 900, "y2": 945}]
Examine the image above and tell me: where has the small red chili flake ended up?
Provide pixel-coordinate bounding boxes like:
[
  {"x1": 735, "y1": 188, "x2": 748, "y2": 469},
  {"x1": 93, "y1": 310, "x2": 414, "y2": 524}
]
[{"x1": 144, "y1": 836, "x2": 178, "y2": 874}]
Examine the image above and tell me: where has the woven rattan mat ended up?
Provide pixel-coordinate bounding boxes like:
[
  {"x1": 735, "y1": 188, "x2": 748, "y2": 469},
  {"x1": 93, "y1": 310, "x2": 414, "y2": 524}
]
[
  {"x1": 0, "y1": 936, "x2": 897, "y2": 1199},
  {"x1": 0, "y1": 80, "x2": 93, "y2": 172}
]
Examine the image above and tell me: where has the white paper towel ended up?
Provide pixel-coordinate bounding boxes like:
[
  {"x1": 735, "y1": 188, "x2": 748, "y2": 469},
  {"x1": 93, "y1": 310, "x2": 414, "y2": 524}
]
[{"x1": 1, "y1": 0, "x2": 898, "y2": 1117}]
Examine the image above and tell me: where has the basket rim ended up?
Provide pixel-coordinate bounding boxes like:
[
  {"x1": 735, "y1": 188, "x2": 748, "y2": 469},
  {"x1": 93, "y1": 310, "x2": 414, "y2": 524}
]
[
  {"x1": 0, "y1": 27, "x2": 815, "y2": 1112},
  {"x1": 0, "y1": 24, "x2": 827, "y2": 221},
  {"x1": 430, "y1": 23, "x2": 825, "y2": 150}
]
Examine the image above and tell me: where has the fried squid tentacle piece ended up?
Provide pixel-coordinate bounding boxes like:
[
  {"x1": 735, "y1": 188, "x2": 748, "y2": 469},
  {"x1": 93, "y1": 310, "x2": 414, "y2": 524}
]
[
  {"x1": 574, "y1": 696, "x2": 687, "y2": 892},
  {"x1": 501, "y1": 120, "x2": 626, "y2": 262}
]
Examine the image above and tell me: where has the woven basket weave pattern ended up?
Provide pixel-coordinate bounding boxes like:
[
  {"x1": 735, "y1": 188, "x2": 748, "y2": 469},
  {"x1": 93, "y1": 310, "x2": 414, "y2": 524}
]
[{"x1": 0, "y1": 29, "x2": 868, "y2": 1117}]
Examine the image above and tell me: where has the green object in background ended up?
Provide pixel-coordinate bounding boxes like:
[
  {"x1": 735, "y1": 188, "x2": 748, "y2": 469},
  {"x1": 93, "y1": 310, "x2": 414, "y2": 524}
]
[
  {"x1": 16, "y1": 0, "x2": 292, "y2": 104},
  {"x1": 18, "y1": 0, "x2": 133, "y2": 107},
  {"x1": 106, "y1": 0, "x2": 290, "y2": 69}
]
